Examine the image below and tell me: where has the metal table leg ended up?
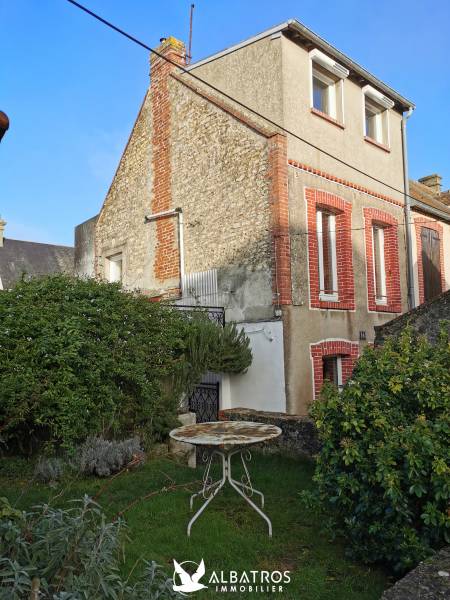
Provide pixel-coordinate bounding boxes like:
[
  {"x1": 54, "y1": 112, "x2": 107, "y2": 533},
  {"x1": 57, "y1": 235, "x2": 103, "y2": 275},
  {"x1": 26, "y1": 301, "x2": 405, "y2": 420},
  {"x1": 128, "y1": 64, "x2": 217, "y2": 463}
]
[
  {"x1": 187, "y1": 447, "x2": 272, "y2": 537},
  {"x1": 187, "y1": 451, "x2": 226, "y2": 537},
  {"x1": 227, "y1": 449, "x2": 272, "y2": 537}
]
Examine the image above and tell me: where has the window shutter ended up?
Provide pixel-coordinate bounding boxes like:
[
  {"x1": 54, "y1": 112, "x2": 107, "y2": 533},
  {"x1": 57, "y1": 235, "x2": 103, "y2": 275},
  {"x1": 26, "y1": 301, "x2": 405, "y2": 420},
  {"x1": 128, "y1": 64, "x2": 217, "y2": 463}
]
[{"x1": 421, "y1": 227, "x2": 442, "y2": 301}]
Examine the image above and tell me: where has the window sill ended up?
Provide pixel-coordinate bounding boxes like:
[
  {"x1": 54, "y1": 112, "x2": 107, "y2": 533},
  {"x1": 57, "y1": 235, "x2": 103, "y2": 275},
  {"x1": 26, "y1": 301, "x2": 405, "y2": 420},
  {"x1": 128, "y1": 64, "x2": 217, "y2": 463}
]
[
  {"x1": 319, "y1": 293, "x2": 339, "y2": 302},
  {"x1": 311, "y1": 108, "x2": 345, "y2": 130},
  {"x1": 364, "y1": 136, "x2": 390, "y2": 153}
]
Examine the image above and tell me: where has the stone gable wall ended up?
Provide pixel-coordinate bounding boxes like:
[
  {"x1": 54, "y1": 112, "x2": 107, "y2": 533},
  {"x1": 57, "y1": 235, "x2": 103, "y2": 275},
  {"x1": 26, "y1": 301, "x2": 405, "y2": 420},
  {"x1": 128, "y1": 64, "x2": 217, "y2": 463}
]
[{"x1": 94, "y1": 91, "x2": 154, "y2": 291}]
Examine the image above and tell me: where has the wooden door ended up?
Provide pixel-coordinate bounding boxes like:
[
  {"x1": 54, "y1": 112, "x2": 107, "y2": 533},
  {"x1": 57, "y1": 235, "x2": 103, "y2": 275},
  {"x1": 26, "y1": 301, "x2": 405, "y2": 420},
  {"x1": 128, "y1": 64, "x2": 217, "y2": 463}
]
[{"x1": 421, "y1": 227, "x2": 442, "y2": 301}]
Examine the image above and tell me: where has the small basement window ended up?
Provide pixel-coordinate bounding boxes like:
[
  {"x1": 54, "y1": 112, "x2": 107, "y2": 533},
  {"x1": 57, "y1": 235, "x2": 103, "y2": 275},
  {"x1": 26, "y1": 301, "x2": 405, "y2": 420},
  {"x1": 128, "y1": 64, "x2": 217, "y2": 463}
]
[
  {"x1": 107, "y1": 252, "x2": 123, "y2": 283},
  {"x1": 323, "y1": 356, "x2": 343, "y2": 391}
]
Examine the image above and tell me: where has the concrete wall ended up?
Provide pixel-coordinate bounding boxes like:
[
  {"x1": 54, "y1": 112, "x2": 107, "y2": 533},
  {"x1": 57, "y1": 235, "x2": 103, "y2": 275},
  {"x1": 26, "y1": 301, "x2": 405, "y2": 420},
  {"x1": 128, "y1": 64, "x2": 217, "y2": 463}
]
[
  {"x1": 221, "y1": 320, "x2": 286, "y2": 413},
  {"x1": 285, "y1": 167, "x2": 408, "y2": 414},
  {"x1": 74, "y1": 215, "x2": 98, "y2": 277},
  {"x1": 281, "y1": 35, "x2": 405, "y2": 203},
  {"x1": 191, "y1": 33, "x2": 405, "y2": 203}
]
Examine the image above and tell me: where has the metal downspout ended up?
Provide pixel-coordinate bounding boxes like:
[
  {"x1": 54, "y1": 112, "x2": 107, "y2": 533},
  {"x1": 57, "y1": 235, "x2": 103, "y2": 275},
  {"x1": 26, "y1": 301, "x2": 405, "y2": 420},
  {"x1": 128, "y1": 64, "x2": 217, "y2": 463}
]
[{"x1": 401, "y1": 107, "x2": 416, "y2": 309}]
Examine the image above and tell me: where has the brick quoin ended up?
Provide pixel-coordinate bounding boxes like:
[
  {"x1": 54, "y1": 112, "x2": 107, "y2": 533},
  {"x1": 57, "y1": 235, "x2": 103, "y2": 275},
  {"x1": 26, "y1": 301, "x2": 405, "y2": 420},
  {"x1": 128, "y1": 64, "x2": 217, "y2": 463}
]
[
  {"x1": 310, "y1": 340, "x2": 359, "y2": 399},
  {"x1": 414, "y1": 216, "x2": 446, "y2": 305},
  {"x1": 269, "y1": 134, "x2": 292, "y2": 305},
  {"x1": 363, "y1": 208, "x2": 402, "y2": 313},
  {"x1": 306, "y1": 188, "x2": 355, "y2": 310},
  {"x1": 150, "y1": 38, "x2": 186, "y2": 283}
]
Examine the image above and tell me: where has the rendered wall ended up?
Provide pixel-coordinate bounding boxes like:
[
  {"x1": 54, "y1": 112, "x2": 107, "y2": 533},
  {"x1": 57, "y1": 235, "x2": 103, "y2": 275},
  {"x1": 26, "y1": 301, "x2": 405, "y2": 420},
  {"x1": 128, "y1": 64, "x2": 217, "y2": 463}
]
[
  {"x1": 285, "y1": 166, "x2": 409, "y2": 414},
  {"x1": 220, "y1": 320, "x2": 286, "y2": 413}
]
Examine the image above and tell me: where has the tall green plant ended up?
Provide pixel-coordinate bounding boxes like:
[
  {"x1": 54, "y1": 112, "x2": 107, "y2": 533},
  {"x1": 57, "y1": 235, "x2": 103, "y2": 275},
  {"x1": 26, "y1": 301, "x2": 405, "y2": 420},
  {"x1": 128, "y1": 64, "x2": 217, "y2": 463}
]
[{"x1": 310, "y1": 326, "x2": 450, "y2": 573}]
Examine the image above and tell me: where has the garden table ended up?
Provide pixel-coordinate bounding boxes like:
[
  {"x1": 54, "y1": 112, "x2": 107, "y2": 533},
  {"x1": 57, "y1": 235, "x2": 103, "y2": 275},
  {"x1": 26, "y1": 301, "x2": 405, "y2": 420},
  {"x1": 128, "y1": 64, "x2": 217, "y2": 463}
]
[{"x1": 169, "y1": 421, "x2": 281, "y2": 537}]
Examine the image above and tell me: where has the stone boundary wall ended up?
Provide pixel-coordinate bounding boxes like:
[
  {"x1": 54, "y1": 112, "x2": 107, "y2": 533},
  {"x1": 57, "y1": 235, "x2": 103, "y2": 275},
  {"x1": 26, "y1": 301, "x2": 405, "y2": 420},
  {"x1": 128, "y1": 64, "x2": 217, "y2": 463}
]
[
  {"x1": 374, "y1": 289, "x2": 450, "y2": 346},
  {"x1": 219, "y1": 408, "x2": 320, "y2": 458},
  {"x1": 382, "y1": 547, "x2": 450, "y2": 599}
]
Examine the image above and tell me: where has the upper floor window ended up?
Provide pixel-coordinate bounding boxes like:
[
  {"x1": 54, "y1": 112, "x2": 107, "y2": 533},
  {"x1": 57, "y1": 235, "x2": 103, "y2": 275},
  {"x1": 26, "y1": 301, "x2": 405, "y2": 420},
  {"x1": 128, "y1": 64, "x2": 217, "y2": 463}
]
[
  {"x1": 363, "y1": 208, "x2": 402, "y2": 313},
  {"x1": 310, "y1": 49, "x2": 348, "y2": 125},
  {"x1": 316, "y1": 209, "x2": 338, "y2": 301},
  {"x1": 306, "y1": 188, "x2": 355, "y2": 311},
  {"x1": 362, "y1": 85, "x2": 394, "y2": 148},
  {"x1": 106, "y1": 252, "x2": 123, "y2": 283},
  {"x1": 372, "y1": 225, "x2": 387, "y2": 305}
]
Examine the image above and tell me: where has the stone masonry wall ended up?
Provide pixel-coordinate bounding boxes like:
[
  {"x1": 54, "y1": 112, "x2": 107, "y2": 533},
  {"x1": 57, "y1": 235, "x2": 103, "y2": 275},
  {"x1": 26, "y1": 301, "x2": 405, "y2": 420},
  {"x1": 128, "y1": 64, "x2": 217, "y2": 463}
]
[
  {"x1": 169, "y1": 75, "x2": 273, "y2": 276},
  {"x1": 375, "y1": 289, "x2": 450, "y2": 345},
  {"x1": 220, "y1": 408, "x2": 320, "y2": 458},
  {"x1": 94, "y1": 91, "x2": 154, "y2": 291}
]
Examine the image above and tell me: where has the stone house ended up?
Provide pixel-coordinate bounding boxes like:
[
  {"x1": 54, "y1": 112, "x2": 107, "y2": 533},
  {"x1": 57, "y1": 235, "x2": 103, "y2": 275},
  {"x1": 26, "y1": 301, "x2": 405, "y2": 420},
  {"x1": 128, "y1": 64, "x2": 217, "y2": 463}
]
[{"x1": 76, "y1": 20, "x2": 449, "y2": 416}]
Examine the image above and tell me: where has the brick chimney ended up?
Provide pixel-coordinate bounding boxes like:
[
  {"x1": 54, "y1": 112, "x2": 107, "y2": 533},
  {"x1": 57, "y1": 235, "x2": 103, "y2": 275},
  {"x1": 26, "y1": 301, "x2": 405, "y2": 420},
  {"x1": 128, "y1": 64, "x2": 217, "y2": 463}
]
[
  {"x1": 0, "y1": 218, "x2": 6, "y2": 247},
  {"x1": 150, "y1": 37, "x2": 186, "y2": 286},
  {"x1": 418, "y1": 174, "x2": 442, "y2": 194}
]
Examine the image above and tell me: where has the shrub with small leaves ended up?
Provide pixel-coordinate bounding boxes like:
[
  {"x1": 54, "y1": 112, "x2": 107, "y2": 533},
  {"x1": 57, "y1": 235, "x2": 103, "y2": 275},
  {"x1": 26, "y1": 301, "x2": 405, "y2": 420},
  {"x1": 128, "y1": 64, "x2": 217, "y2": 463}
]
[
  {"x1": 310, "y1": 326, "x2": 450, "y2": 573},
  {"x1": 0, "y1": 496, "x2": 180, "y2": 599},
  {"x1": 78, "y1": 436, "x2": 142, "y2": 477}
]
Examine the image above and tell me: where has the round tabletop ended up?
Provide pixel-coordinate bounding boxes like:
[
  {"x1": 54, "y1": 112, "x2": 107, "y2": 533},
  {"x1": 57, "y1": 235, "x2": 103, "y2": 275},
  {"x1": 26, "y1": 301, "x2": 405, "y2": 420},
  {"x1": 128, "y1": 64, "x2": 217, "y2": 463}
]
[{"x1": 169, "y1": 421, "x2": 282, "y2": 449}]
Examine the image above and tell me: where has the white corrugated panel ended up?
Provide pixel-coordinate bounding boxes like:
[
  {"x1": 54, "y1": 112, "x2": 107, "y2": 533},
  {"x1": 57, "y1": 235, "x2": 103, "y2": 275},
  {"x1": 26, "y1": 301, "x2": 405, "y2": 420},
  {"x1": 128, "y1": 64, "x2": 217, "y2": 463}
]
[{"x1": 181, "y1": 269, "x2": 219, "y2": 306}]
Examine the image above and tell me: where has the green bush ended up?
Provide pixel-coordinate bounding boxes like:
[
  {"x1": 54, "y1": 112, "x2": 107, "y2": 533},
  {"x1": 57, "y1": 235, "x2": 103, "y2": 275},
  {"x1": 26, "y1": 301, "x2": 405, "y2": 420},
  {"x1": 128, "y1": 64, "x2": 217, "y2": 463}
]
[
  {"x1": 0, "y1": 496, "x2": 178, "y2": 599},
  {"x1": 0, "y1": 276, "x2": 186, "y2": 453},
  {"x1": 311, "y1": 327, "x2": 450, "y2": 572},
  {"x1": 0, "y1": 276, "x2": 252, "y2": 454}
]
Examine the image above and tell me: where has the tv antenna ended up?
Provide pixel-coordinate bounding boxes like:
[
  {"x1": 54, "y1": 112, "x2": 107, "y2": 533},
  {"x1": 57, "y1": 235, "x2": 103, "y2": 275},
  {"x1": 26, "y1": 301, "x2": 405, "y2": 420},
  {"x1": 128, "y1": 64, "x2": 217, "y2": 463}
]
[{"x1": 187, "y1": 4, "x2": 194, "y2": 64}]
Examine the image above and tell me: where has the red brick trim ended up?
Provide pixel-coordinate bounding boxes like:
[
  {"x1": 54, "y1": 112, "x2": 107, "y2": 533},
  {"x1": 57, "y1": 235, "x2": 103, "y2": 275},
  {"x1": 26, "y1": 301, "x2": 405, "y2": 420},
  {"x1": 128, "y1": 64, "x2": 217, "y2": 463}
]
[
  {"x1": 289, "y1": 159, "x2": 403, "y2": 208},
  {"x1": 363, "y1": 208, "x2": 402, "y2": 313},
  {"x1": 306, "y1": 187, "x2": 355, "y2": 310},
  {"x1": 311, "y1": 107, "x2": 345, "y2": 129},
  {"x1": 310, "y1": 340, "x2": 359, "y2": 399},
  {"x1": 150, "y1": 39, "x2": 186, "y2": 283},
  {"x1": 270, "y1": 134, "x2": 292, "y2": 305},
  {"x1": 414, "y1": 217, "x2": 445, "y2": 304}
]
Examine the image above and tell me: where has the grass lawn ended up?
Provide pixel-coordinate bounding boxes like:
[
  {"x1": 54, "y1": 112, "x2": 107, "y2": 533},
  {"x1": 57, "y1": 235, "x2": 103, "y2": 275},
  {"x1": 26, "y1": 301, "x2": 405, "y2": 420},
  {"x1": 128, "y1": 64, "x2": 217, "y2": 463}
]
[{"x1": 0, "y1": 452, "x2": 391, "y2": 599}]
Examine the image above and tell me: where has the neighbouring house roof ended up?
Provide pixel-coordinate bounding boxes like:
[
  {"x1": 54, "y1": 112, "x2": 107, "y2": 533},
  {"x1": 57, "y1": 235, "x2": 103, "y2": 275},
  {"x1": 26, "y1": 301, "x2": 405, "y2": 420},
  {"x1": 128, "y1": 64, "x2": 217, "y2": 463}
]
[
  {"x1": 409, "y1": 179, "x2": 450, "y2": 222},
  {"x1": 188, "y1": 19, "x2": 414, "y2": 112},
  {"x1": 0, "y1": 238, "x2": 74, "y2": 289}
]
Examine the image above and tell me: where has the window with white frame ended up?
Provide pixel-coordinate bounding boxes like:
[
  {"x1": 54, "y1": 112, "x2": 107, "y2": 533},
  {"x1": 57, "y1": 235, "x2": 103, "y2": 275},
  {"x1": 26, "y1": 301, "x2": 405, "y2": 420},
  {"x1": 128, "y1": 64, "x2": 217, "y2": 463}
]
[
  {"x1": 310, "y1": 49, "x2": 349, "y2": 123},
  {"x1": 372, "y1": 225, "x2": 387, "y2": 304},
  {"x1": 316, "y1": 209, "x2": 338, "y2": 300},
  {"x1": 323, "y1": 355, "x2": 343, "y2": 391},
  {"x1": 363, "y1": 85, "x2": 394, "y2": 146},
  {"x1": 106, "y1": 252, "x2": 123, "y2": 283}
]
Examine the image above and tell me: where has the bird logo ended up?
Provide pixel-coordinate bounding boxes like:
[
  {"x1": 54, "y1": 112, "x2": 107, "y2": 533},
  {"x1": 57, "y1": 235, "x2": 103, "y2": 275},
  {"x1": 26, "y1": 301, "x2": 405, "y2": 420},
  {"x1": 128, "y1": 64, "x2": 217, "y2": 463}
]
[{"x1": 172, "y1": 559, "x2": 207, "y2": 594}]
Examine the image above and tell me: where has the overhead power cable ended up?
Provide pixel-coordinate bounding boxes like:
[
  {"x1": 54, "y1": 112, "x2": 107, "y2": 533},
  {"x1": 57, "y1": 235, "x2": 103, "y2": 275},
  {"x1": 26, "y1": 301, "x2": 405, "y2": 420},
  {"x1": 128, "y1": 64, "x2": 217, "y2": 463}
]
[{"x1": 64, "y1": 0, "x2": 446, "y2": 212}]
